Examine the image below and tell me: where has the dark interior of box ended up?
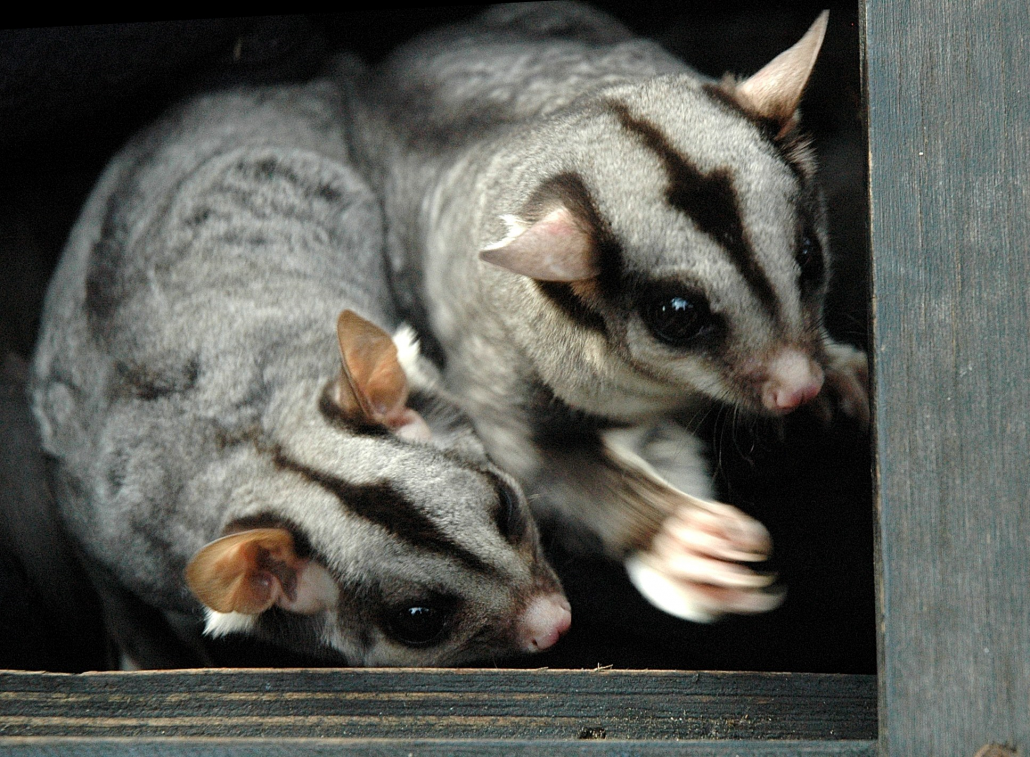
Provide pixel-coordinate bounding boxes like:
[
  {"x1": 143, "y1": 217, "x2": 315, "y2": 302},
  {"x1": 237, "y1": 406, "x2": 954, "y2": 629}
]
[{"x1": 0, "y1": 3, "x2": 874, "y2": 675}]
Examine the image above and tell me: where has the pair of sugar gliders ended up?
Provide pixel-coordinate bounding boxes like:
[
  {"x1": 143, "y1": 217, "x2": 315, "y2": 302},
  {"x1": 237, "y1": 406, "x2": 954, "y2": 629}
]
[{"x1": 31, "y1": 2, "x2": 866, "y2": 667}]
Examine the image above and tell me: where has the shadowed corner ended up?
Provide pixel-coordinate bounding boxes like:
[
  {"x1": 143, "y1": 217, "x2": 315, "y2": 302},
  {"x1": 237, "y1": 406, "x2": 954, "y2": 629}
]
[{"x1": 0, "y1": 353, "x2": 110, "y2": 672}]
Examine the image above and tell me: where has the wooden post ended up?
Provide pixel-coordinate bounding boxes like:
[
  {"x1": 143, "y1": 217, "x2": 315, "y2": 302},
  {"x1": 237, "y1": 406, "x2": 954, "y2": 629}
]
[{"x1": 865, "y1": 1, "x2": 1030, "y2": 754}]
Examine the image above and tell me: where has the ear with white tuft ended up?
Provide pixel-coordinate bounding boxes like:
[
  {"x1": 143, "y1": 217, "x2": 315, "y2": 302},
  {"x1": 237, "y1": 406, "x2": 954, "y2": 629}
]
[
  {"x1": 203, "y1": 609, "x2": 258, "y2": 638},
  {"x1": 391, "y1": 324, "x2": 422, "y2": 378},
  {"x1": 333, "y1": 310, "x2": 432, "y2": 441},
  {"x1": 185, "y1": 528, "x2": 338, "y2": 618},
  {"x1": 733, "y1": 10, "x2": 828, "y2": 138},
  {"x1": 479, "y1": 207, "x2": 599, "y2": 282}
]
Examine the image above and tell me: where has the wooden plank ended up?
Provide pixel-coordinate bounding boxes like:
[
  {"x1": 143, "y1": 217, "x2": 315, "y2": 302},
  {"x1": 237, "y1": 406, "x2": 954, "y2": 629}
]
[
  {"x1": 865, "y1": 1, "x2": 1030, "y2": 755},
  {"x1": 0, "y1": 738, "x2": 878, "y2": 757},
  {"x1": 0, "y1": 670, "x2": 876, "y2": 742}
]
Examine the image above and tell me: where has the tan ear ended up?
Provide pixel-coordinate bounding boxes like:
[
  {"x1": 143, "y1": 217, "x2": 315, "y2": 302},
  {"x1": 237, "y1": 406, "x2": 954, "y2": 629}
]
[
  {"x1": 479, "y1": 207, "x2": 599, "y2": 282},
  {"x1": 333, "y1": 310, "x2": 431, "y2": 439},
  {"x1": 335, "y1": 310, "x2": 410, "y2": 421},
  {"x1": 186, "y1": 528, "x2": 304, "y2": 615},
  {"x1": 733, "y1": 10, "x2": 828, "y2": 137}
]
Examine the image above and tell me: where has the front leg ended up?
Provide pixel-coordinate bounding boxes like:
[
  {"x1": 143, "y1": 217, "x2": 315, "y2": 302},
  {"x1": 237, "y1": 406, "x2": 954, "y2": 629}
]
[
  {"x1": 604, "y1": 424, "x2": 784, "y2": 623},
  {"x1": 528, "y1": 419, "x2": 784, "y2": 623},
  {"x1": 811, "y1": 339, "x2": 869, "y2": 427},
  {"x1": 624, "y1": 495, "x2": 783, "y2": 623}
]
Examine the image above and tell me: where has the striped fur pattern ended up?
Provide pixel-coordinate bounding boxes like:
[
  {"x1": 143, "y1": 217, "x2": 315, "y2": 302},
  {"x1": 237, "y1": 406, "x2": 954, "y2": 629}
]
[
  {"x1": 343, "y1": 2, "x2": 868, "y2": 622},
  {"x1": 30, "y1": 81, "x2": 569, "y2": 667}
]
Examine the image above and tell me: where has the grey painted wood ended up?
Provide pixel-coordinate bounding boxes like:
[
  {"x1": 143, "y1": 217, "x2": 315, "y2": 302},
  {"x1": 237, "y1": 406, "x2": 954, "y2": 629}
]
[
  {"x1": 0, "y1": 738, "x2": 878, "y2": 757},
  {"x1": 865, "y1": 1, "x2": 1030, "y2": 755},
  {"x1": 0, "y1": 670, "x2": 875, "y2": 743}
]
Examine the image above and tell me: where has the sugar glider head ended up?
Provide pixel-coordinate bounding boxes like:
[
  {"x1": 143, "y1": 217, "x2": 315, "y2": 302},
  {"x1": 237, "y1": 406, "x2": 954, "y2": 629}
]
[
  {"x1": 480, "y1": 13, "x2": 840, "y2": 420},
  {"x1": 186, "y1": 310, "x2": 570, "y2": 666}
]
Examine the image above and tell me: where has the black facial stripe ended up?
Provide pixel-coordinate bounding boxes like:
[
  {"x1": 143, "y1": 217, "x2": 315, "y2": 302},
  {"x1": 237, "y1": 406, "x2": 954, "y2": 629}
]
[
  {"x1": 224, "y1": 512, "x2": 314, "y2": 560},
  {"x1": 317, "y1": 387, "x2": 392, "y2": 437},
  {"x1": 535, "y1": 281, "x2": 608, "y2": 335},
  {"x1": 607, "y1": 100, "x2": 782, "y2": 324},
  {"x1": 528, "y1": 173, "x2": 624, "y2": 288},
  {"x1": 487, "y1": 472, "x2": 530, "y2": 545},
  {"x1": 270, "y1": 447, "x2": 495, "y2": 576}
]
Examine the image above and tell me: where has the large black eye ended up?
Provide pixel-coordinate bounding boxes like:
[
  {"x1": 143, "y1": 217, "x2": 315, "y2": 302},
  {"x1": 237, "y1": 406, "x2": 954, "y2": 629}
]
[
  {"x1": 640, "y1": 289, "x2": 719, "y2": 347},
  {"x1": 384, "y1": 596, "x2": 456, "y2": 647},
  {"x1": 796, "y1": 230, "x2": 825, "y2": 292}
]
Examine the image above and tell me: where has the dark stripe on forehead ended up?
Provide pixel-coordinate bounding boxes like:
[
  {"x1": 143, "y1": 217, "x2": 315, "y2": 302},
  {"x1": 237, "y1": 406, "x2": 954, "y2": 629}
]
[
  {"x1": 606, "y1": 100, "x2": 781, "y2": 323},
  {"x1": 270, "y1": 447, "x2": 495, "y2": 575}
]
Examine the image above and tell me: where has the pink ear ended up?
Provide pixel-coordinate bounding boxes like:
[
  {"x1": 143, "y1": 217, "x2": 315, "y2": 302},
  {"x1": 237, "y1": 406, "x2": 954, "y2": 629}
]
[
  {"x1": 732, "y1": 10, "x2": 828, "y2": 136},
  {"x1": 333, "y1": 310, "x2": 431, "y2": 436},
  {"x1": 187, "y1": 528, "x2": 305, "y2": 615},
  {"x1": 479, "y1": 207, "x2": 599, "y2": 282}
]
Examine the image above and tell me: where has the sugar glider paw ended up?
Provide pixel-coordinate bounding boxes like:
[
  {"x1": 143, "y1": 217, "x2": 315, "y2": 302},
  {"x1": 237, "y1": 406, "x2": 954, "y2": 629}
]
[
  {"x1": 625, "y1": 497, "x2": 784, "y2": 623},
  {"x1": 813, "y1": 342, "x2": 869, "y2": 428}
]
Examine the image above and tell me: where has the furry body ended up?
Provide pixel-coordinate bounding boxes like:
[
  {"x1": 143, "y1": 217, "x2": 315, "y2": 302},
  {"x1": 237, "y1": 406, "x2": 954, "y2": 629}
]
[
  {"x1": 343, "y1": 2, "x2": 867, "y2": 620},
  {"x1": 31, "y1": 80, "x2": 568, "y2": 667}
]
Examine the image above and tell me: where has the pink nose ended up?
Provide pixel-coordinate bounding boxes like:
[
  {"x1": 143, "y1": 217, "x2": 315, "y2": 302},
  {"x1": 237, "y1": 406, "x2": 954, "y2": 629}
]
[
  {"x1": 760, "y1": 348, "x2": 824, "y2": 413},
  {"x1": 518, "y1": 593, "x2": 572, "y2": 652}
]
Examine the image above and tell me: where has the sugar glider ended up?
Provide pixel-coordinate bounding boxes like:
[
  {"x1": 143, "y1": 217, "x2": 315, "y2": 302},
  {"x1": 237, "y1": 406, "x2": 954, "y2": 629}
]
[
  {"x1": 30, "y1": 80, "x2": 570, "y2": 667},
  {"x1": 342, "y1": 2, "x2": 868, "y2": 622}
]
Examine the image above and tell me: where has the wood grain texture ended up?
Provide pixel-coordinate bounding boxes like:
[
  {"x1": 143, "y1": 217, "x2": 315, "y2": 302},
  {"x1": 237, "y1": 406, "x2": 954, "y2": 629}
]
[
  {"x1": 0, "y1": 669, "x2": 875, "y2": 745},
  {"x1": 865, "y1": 0, "x2": 1030, "y2": 755},
  {"x1": 0, "y1": 738, "x2": 878, "y2": 757}
]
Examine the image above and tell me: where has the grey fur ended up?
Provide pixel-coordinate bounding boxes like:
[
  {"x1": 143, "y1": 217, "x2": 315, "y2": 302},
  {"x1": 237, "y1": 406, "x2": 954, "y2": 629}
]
[
  {"x1": 341, "y1": 2, "x2": 868, "y2": 621},
  {"x1": 31, "y1": 80, "x2": 568, "y2": 667}
]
